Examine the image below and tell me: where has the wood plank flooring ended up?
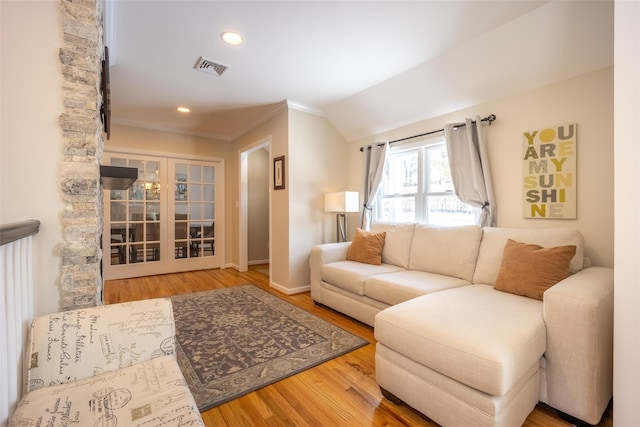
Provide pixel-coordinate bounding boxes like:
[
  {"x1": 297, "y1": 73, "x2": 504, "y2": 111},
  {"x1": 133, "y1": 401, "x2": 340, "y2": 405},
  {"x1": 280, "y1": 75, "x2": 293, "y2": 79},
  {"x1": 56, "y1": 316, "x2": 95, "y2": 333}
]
[{"x1": 104, "y1": 267, "x2": 613, "y2": 427}]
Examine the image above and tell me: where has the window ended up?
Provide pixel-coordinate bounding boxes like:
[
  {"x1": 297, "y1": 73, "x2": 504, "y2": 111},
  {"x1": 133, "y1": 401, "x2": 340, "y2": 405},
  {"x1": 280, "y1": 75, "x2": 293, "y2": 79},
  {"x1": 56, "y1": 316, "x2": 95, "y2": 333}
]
[{"x1": 375, "y1": 137, "x2": 478, "y2": 225}]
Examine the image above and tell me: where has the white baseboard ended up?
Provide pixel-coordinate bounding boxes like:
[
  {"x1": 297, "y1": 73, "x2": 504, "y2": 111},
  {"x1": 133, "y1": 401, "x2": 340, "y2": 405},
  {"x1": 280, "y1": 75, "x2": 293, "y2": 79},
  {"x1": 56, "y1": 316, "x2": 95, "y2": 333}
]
[
  {"x1": 269, "y1": 281, "x2": 310, "y2": 295},
  {"x1": 223, "y1": 264, "x2": 309, "y2": 295},
  {"x1": 248, "y1": 259, "x2": 269, "y2": 266}
]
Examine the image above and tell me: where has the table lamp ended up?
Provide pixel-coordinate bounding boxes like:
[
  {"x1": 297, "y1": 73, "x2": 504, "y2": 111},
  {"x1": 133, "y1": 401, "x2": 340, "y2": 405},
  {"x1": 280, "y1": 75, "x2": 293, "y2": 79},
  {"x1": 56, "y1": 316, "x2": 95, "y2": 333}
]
[{"x1": 324, "y1": 191, "x2": 359, "y2": 242}]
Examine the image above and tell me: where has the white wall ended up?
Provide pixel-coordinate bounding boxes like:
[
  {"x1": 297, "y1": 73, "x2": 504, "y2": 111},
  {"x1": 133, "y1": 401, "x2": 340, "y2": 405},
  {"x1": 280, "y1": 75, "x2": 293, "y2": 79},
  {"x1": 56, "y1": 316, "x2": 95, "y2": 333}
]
[
  {"x1": 1, "y1": 0, "x2": 64, "y2": 317},
  {"x1": 288, "y1": 109, "x2": 350, "y2": 291},
  {"x1": 349, "y1": 67, "x2": 614, "y2": 267},
  {"x1": 613, "y1": 1, "x2": 640, "y2": 424},
  {"x1": 247, "y1": 148, "x2": 269, "y2": 262}
]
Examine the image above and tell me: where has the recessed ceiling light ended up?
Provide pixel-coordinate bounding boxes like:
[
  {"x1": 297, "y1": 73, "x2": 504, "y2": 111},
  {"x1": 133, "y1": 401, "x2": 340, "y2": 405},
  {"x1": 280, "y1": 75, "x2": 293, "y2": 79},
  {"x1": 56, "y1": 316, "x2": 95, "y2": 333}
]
[
  {"x1": 221, "y1": 31, "x2": 243, "y2": 46},
  {"x1": 177, "y1": 107, "x2": 190, "y2": 113}
]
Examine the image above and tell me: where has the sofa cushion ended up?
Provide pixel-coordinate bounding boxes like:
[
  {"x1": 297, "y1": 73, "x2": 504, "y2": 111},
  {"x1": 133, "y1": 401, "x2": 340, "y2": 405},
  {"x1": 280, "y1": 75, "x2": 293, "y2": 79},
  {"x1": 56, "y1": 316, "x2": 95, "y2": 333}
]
[
  {"x1": 375, "y1": 343, "x2": 540, "y2": 425},
  {"x1": 321, "y1": 261, "x2": 404, "y2": 295},
  {"x1": 371, "y1": 222, "x2": 416, "y2": 268},
  {"x1": 10, "y1": 355, "x2": 204, "y2": 426},
  {"x1": 375, "y1": 285, "x2": 546, "y2": 396},
  {"x1": 408, "y1": 224, "x2": 482, "y2": 282},
  {"x1": 494, "y1": 239, "x2": 576, "y2": 300},
  {"x1": 347, "y1": 228, "x2": 386, "y2": 265},
  {"x1": 364, "y1": 270, "x2": 470, "y2": 306},
  {"x1": 473, "y1": 227, "x2": 584, "y2": 285}
]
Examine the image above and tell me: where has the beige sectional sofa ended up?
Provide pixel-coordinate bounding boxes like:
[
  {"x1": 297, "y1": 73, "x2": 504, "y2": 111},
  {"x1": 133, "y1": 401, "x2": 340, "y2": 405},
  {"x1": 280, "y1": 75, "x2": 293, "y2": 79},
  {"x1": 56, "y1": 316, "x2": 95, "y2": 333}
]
[
  {"x1": 310, "y1": 222, "x2": 613, "y2": 427},
  {"x1": 9, "y1": 298, "x2": 204, "y2": 426}
]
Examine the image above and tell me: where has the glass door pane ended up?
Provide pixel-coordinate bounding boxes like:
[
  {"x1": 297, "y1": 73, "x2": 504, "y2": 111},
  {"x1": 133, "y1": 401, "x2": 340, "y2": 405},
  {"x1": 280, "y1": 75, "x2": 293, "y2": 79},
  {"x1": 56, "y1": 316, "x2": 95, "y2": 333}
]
[
  {"x1": 105, "y1": 155, "x2": 164, "y2": 273},
  {"x1": 173, "y1": 162, "x2": 215, "y2": 260}
]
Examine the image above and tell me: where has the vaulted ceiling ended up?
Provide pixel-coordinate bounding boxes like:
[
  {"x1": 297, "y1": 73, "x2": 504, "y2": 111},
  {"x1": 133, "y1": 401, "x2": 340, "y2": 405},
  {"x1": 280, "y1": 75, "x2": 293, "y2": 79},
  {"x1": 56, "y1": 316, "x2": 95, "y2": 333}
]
[{"x1": 106, "y1": 1, "x2": 613, "y2": 142}]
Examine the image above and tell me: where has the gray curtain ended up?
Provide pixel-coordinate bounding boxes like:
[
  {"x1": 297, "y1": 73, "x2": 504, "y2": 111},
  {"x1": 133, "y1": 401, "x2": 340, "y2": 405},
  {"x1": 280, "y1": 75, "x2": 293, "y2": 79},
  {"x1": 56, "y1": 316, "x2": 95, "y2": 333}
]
[
  {"x1": 361, "y1": 142, "x2": 389, "y2": 230},
  {"x1": 444, "y1": 117, "x2": 496, "y2": 227}
]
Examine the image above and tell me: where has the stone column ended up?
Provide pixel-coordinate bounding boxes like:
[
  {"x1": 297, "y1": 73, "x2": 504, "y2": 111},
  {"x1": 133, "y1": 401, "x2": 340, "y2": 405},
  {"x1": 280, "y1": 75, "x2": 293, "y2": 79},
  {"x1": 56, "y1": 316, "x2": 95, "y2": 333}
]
[{"x1": 58, "y1": 0, "x2": 104, "y2": 310}]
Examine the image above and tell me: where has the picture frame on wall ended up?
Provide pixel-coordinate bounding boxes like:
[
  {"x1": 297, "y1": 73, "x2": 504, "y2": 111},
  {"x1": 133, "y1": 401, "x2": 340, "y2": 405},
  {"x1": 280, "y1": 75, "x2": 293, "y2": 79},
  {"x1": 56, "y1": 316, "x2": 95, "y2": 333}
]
[
  {"x1": 274, "y1": 156, "x2": 285, "y2": 190},
  {"x1": 522, "y1": 123, "x2": 577, "y2": 219}
]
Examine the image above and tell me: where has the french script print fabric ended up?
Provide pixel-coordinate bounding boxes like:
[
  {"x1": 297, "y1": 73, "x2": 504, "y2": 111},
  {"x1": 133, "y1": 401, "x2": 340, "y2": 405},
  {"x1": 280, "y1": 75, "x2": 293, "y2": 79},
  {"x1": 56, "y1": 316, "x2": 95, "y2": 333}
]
[
  {"x1": 11, "y1": 299, "x2": 204, "y2": 426},
  {"x1": 25, "y1": 299, "x2": 176, "y2": 391},
  {"x1": 11, "y1": 356, "x2": 204, "y2": 426}
]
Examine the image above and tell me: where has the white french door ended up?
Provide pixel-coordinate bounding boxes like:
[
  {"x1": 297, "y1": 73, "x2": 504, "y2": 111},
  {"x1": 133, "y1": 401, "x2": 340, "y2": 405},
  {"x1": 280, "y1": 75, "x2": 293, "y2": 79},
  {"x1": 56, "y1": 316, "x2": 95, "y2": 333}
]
[
  {"x1": 102, "y1": 152, "x2": 224, "y2": 280},
  {"x1": 167, "y1": 159, "x2": 219, "y2": 271}
]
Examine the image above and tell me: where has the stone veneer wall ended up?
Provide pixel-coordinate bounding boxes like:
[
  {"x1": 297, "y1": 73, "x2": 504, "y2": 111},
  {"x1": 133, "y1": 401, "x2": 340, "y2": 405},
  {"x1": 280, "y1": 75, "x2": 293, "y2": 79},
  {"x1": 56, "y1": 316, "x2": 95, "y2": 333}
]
[{"x1": 58, "y1": 0, "x2": 104, "y2": 310}]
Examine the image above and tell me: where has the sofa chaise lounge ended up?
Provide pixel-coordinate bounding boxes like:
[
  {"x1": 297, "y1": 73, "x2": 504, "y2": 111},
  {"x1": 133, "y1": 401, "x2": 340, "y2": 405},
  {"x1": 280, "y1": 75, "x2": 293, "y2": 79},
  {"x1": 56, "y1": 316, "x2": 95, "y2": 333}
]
[{"x1": 310, "y1": 223, "x2": 613, "y2": 426}]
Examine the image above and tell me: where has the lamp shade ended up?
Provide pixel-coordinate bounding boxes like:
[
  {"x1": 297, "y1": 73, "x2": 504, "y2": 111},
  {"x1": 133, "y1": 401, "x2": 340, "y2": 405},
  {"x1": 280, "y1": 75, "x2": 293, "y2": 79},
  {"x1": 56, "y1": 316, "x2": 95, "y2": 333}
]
[{"x1": 324, "y1": 191, "x2": 359, "y2": 213}]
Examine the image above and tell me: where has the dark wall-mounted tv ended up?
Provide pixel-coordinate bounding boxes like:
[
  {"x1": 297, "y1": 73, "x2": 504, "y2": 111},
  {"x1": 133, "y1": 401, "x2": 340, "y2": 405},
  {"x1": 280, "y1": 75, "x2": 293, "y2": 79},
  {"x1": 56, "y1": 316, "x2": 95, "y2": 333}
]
[{"x1": 100, "y1": 46, "x2": 111, "y2": 140}]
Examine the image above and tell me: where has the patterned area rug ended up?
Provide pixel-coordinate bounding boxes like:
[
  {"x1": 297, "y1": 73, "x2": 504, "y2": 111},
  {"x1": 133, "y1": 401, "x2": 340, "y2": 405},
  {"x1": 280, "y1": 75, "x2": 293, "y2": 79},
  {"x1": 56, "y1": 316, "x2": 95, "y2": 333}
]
[{"x1": 171, "y1": 284, "x2": 368, "y2": 412}]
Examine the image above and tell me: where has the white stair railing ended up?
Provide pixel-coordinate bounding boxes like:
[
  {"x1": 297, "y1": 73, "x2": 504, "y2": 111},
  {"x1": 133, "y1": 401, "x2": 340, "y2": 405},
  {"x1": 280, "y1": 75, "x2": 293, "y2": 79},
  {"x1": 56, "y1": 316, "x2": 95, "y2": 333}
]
[{"x1": 0, "y1": 220, "x2": 39, "y2": 427}]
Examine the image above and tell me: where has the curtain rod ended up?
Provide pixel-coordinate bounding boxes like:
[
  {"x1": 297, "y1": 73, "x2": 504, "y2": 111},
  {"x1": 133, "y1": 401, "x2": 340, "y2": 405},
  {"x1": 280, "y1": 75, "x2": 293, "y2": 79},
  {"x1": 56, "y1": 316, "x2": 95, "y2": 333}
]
[{"x1": 359, "y1": 114, "x2": 496, "y2": 152}]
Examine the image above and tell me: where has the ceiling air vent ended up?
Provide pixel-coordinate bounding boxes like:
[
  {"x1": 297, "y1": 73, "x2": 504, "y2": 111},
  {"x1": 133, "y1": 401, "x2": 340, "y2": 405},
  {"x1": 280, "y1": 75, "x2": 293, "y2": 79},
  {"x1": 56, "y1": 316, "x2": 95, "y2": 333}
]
[{"x1": 194, "y1": 56, "x2": 228, "y2": 77}]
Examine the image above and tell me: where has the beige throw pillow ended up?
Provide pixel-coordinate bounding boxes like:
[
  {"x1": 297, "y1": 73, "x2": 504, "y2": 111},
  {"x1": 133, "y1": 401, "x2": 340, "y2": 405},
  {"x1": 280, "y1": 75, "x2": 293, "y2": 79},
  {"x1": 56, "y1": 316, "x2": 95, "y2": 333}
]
[
  {"x1": 494, "y1": 239, "x2": 576, "y2": 300},
  {"x1": 346, "y1": 228, "x2": 386, "y2": 265}
]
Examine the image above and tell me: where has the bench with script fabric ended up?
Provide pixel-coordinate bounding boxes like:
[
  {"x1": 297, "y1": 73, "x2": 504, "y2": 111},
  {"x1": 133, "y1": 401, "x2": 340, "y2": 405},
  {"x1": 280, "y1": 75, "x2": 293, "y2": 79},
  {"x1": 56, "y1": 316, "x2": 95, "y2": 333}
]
[{"x1": 9, "y1": 298, "x2": 204, "y2": 426}]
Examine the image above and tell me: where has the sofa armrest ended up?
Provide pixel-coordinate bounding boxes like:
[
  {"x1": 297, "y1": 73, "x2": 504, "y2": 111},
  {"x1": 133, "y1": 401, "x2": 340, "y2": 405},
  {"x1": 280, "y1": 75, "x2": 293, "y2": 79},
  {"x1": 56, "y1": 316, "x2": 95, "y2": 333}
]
[
  {"x1": 542, "y1": 266, "x2": 614, "y2": 424},
  {"x1": 310, "y1": 242, "x2": 351, "y2": 301},
  {"x1": 25, "y1": 298, "x2": 175, "y2": 392}
]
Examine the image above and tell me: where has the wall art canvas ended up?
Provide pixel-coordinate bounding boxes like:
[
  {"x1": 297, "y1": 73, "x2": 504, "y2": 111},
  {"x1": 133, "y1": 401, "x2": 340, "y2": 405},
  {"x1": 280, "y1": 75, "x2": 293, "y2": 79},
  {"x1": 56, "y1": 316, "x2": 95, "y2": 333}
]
[
  {"x1": 273, "y1": 155, "x2": 285, "y2": 190},
  {"x1": 523, "y1": 123, "x2": 577, "y2": 219}
]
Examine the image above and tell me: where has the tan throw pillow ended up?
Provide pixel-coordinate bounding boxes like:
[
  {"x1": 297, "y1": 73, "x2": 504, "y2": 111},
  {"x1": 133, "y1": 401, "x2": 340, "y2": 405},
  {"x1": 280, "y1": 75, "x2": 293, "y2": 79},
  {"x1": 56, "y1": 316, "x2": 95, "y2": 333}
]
[
  {"x1": 494, "y1": 239, "x2": 577, "y2": 300},
  {"x1": 346, "y1": 228, "x2": 386, "y2": 265}
]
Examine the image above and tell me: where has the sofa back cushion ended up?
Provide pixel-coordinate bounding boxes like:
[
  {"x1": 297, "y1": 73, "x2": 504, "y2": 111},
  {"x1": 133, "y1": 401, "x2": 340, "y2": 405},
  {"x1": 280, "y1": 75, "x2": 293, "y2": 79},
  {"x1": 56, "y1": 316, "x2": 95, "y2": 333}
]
[
  {"x1": 371, "y1": 222, "x2": 416, "y2": 268},
  {"x1": 473, "y1": 227, "x2": 585, "y2": 285},
  {"x1": 408, "y1": 224, "x2": 483, "y2": 282}
]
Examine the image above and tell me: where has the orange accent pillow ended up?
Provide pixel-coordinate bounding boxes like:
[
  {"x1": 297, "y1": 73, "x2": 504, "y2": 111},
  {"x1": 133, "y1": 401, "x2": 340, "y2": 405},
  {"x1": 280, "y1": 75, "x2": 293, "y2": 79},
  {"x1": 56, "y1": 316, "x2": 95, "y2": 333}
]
[
  {"x1": 494, "y1": 239, "x2": 577, "y2": 300},
  {"x1": 346, "y1": 228, "x2": 386, "y2": 265}
]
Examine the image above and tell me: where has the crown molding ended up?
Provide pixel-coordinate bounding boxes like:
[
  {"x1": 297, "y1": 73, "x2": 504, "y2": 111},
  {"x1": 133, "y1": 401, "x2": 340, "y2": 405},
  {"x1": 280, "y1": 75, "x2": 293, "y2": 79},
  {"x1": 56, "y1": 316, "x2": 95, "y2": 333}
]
[
  {"x1": 111, "y1": 99, "x2": 327, "y2": 142},
  {"x1": 111, "y1": 117, "x2": 233, "y2": 141},
  {"x1": 286, "y1": 100, "x2": 326, "y2": 117}
]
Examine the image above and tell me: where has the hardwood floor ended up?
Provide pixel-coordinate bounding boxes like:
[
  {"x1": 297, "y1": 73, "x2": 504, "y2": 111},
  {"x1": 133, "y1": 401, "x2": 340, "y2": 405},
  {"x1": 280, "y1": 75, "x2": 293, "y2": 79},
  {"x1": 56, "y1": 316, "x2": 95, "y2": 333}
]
[{"x1": 104, "y1": 267, "x2": 613, "y2": 427}]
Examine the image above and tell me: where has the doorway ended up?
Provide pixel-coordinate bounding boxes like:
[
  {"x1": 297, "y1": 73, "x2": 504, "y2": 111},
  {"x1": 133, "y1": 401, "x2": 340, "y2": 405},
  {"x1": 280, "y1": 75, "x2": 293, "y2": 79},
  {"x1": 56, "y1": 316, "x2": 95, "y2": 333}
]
[{"x1": 240, "y1": 138, "x2": 271, "y2": 274}]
